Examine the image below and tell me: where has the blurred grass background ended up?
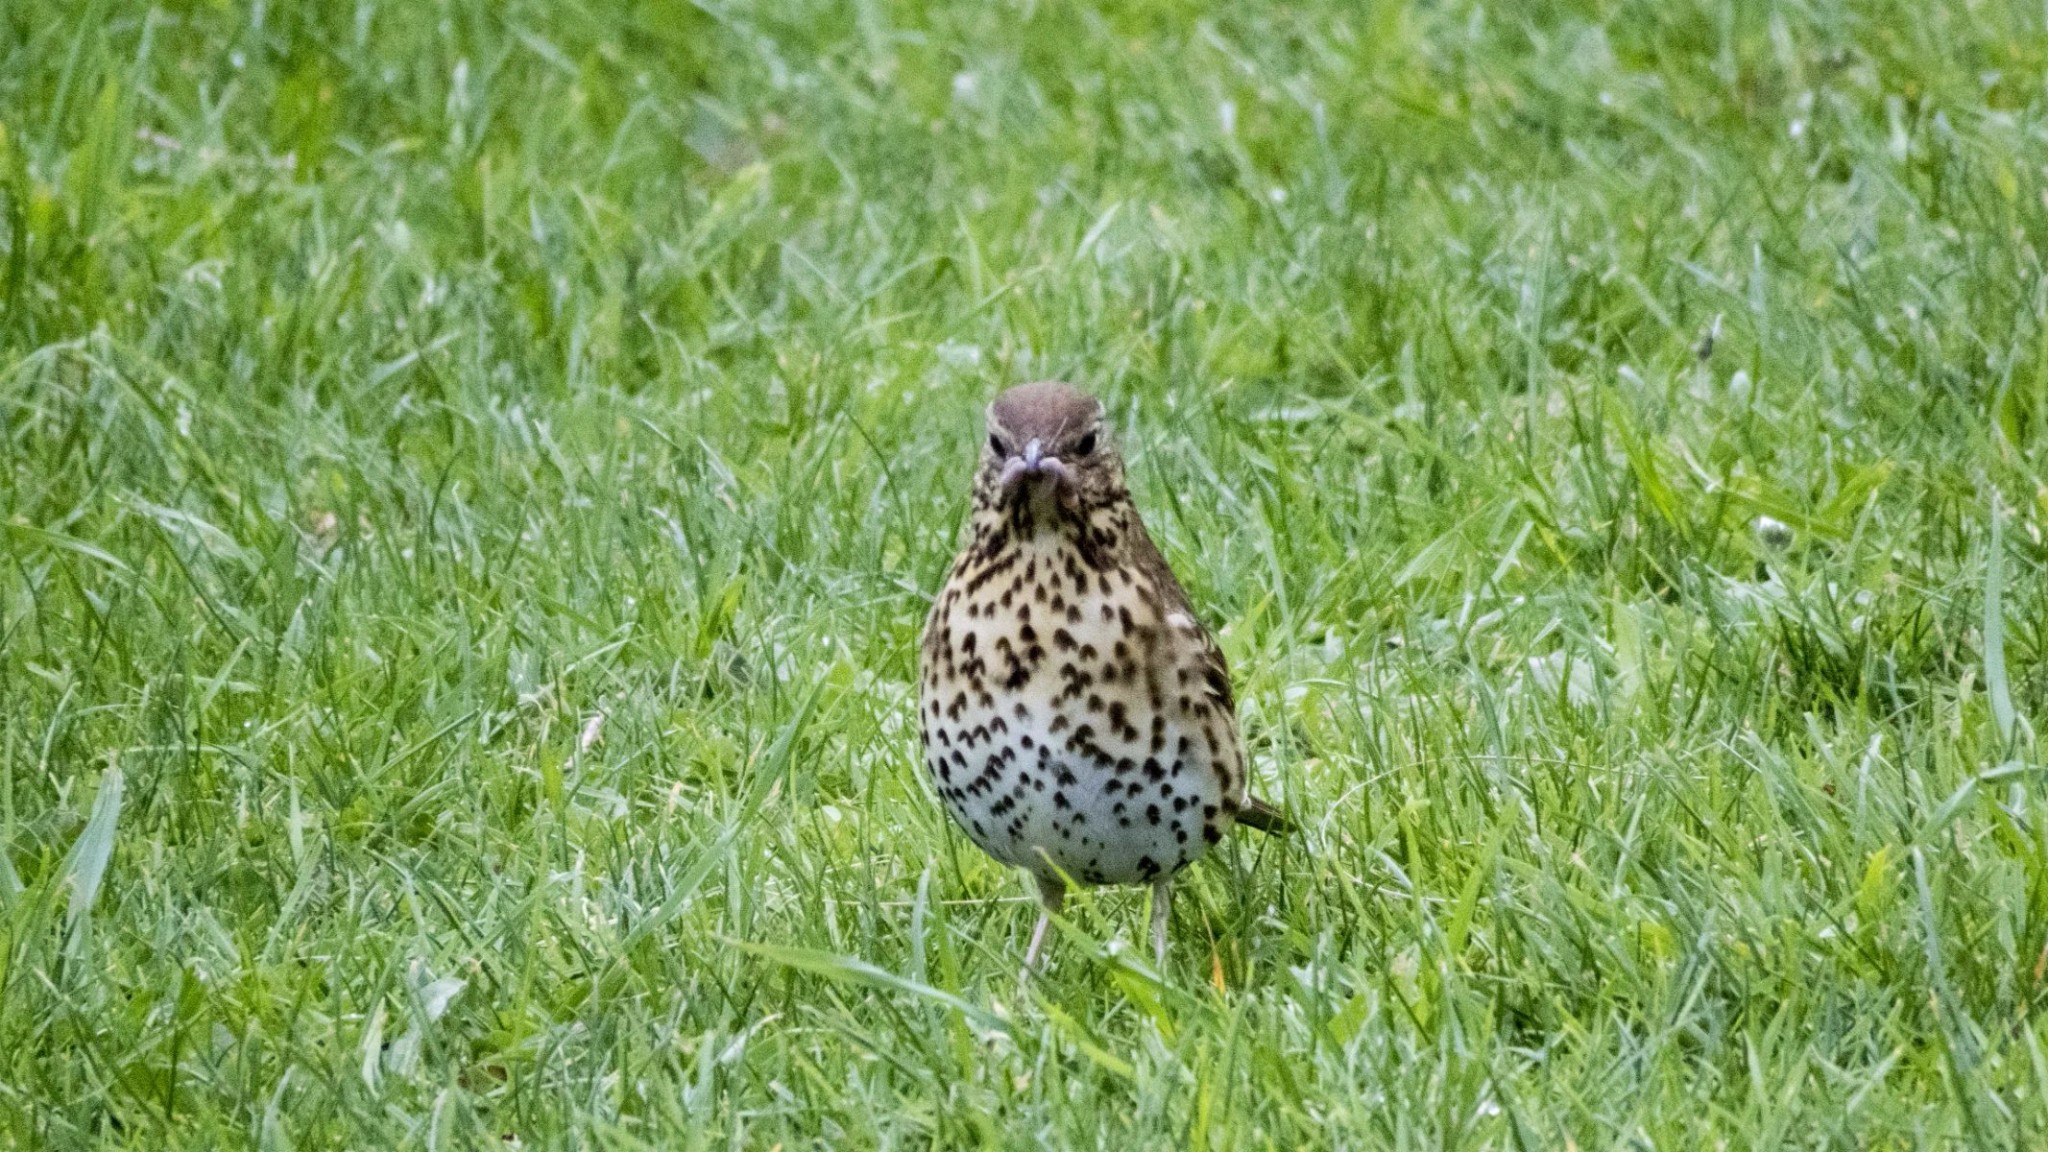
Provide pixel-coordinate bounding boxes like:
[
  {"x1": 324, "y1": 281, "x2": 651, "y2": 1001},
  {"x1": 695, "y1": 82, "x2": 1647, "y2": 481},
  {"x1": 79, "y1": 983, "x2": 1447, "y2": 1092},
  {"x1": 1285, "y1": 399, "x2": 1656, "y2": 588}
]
[{"x1": 6, "y1": 0, "x2": 2048, "y2": 1146}]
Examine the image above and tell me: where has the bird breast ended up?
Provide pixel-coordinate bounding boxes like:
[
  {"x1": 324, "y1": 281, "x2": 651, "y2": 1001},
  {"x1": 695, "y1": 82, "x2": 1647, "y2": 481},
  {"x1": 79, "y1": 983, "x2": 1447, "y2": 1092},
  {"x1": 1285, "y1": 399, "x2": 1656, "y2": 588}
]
[{"x1": 918, "y1": 526, "x2": 1233, "y2": 886}]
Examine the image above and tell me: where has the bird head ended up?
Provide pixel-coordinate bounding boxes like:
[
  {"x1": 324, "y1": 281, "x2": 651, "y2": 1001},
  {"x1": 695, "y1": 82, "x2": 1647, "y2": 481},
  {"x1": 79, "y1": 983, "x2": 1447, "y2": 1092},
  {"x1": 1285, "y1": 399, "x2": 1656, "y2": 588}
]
[{"x1": 976, "y1": 381, "x2": 1123, "y2": 519}]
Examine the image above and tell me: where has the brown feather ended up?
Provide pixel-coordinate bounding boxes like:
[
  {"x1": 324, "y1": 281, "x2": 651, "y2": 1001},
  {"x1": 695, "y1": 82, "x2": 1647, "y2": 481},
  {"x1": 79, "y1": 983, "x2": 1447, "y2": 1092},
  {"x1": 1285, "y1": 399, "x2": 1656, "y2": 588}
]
[{"x1": 1235, "y1": 796, "x2": 1292, "y2": 835}]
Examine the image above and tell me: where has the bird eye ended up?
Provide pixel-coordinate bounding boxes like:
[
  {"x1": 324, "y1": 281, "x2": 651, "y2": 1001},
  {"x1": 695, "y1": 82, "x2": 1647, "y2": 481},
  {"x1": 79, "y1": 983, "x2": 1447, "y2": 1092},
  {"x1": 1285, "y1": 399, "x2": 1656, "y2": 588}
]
[
  {"x1": 1072, "y1": 431, "x2": 1097, "y2": 457},
  {"x1": 988, "y1": 433, "x2": 1007, "y2": 455}
]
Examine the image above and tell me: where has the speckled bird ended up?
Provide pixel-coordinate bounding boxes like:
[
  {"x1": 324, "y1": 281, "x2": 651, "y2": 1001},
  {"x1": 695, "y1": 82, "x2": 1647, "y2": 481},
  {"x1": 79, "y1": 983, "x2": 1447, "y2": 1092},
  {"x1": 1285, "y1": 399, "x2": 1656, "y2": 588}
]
[{"x1": 918, "y1": 381, "x2": 1288, "y2": 974}]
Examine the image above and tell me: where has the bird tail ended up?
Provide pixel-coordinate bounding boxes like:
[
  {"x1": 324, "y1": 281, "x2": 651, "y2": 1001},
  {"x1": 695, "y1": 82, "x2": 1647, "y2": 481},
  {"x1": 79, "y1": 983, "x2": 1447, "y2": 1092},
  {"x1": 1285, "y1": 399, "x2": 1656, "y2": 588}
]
[{"x1": 1236, "y1": 796, "x2": 1292, "y2": 835}]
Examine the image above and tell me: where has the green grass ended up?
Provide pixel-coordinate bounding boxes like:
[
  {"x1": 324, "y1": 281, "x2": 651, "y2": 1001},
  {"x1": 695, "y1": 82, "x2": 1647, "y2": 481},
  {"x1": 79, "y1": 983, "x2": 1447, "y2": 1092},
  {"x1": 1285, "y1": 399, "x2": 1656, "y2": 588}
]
[{"x1": 6, "y1": 0, "x2": 2048, "y2": 1145}]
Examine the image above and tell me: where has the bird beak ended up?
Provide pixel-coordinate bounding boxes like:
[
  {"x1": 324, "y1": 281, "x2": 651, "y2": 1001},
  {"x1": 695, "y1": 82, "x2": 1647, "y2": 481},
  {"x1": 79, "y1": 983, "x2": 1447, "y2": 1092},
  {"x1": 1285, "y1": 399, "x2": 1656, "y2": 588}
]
[{"x1": 997, "y1": 437, "x2": 1074, "y2": 498}]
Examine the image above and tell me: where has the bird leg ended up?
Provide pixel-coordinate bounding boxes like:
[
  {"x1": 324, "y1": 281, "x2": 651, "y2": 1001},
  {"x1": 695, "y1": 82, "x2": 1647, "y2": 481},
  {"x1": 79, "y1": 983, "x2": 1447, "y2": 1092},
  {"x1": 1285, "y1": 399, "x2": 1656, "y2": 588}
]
[
  {"x1": 1021, "y1": 872, "x2": 1066, "y2": 984},
  {"x1": 1150, "y1": 877, "x2": 1173, "y2": 971}
]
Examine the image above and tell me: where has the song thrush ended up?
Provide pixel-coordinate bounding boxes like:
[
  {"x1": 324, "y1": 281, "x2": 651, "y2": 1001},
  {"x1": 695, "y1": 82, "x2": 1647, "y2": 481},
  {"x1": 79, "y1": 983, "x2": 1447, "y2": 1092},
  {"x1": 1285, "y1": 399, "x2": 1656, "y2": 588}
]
[{"x1": 918, "y1": 381, "x2": 1288, "y2": 974}]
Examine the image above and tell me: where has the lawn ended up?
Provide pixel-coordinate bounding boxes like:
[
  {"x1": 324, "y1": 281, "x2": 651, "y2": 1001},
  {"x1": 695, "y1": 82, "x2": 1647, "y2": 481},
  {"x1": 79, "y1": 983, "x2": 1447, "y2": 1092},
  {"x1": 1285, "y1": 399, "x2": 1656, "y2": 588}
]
[{"x1": 6, "y1": 0, "x2": 2048, "y2": 1146}]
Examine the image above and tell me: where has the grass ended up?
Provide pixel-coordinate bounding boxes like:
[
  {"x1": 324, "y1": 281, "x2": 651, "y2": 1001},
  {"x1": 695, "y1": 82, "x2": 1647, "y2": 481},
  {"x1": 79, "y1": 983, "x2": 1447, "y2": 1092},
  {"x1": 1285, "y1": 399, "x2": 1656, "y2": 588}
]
[{"x1": 5, "y1": 0, "x2": 2048, "y2": 1145}]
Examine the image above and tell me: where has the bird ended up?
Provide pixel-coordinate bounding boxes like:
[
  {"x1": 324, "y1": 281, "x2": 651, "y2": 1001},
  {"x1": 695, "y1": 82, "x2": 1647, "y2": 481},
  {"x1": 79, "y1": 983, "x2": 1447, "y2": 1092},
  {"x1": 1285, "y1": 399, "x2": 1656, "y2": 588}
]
[{"x1": 917, "y1": 380, "x2": 1288, "y2": 976}]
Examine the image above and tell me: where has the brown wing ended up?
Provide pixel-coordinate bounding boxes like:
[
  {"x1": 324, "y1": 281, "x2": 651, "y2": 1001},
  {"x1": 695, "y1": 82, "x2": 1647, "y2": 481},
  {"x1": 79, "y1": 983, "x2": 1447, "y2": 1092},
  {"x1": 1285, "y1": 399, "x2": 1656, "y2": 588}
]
[
  {"x1": 1126, "y1": 512, "x2": 1289, "y2": 835},
  {"x1": 1125, "y1": 512, "x2": 1232, "y2": 701}
]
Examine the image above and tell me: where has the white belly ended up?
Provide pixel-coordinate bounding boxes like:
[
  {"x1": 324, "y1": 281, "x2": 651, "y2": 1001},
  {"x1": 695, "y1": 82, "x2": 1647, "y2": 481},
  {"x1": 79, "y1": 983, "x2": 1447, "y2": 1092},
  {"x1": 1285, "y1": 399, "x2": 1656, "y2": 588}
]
[{"x1": 940, "y1": 698, "x2": 1222, "y2": 886}]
